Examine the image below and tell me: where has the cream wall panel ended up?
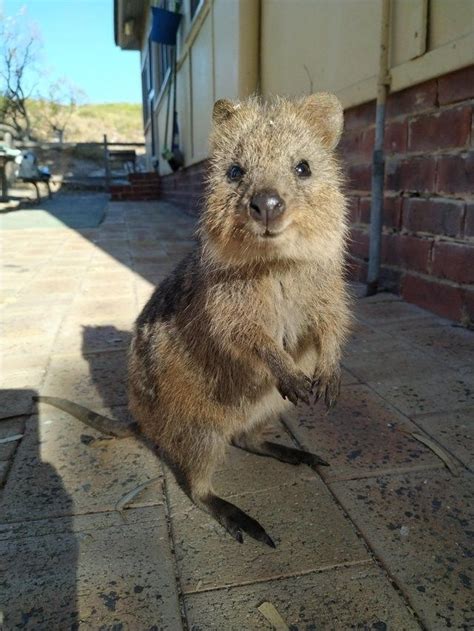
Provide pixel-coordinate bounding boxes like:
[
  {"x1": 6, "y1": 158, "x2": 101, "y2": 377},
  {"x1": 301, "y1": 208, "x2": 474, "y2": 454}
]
[
  {"x1": 190, "y1": 13, "x2": 214, "y2": 162},
  {"x1": 261, "y1": 0, "x2": 381, "y2": 100},
  {"x1": 213, "y1": 0, "x2": 240, "y2": 99},
  {"x1": 213, "y1": 0, "x2": 259, "y2": 99},
  {"x1": 429, "y1": 0, "x2": 474, "y2": 50},
  {"x1": 390, "y1": 0, "x2": 427, "y2": 66},
  {"x1": 238, "y1": 0, "x2": 260, "y2": 96}
]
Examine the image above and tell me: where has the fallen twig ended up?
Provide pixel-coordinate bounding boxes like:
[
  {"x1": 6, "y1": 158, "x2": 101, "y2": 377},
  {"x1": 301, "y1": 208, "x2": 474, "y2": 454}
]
[{"x1": 257, "y1": 602, "x2": 290, "y2": 631}]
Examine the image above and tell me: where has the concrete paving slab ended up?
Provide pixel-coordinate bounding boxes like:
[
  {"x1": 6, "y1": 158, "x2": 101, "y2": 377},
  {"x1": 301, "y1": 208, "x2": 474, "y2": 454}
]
[
  {"x1": 210, "y1": 422, "x2": 315, "y2": 496},
  {"x1": 287, "y1": 385, "x2": 441, "y2": 481},
  {"x1": 0, "y1": 310, "x2": 64, "y2": 354},
  {"x1": 42, "y1": 350, "x2": 128, "y2": 408},
  {"x1": 0, "y1": 387, "x2": 36, "y2": 419},
  {"x1": 356, "y1": 300, "x2": 438, "y2": 326},
  {"x1": 0, "y1": 409, "x2": 163, "y2": 521},
  {"x1": 53, "y1": 317, "x2": 133, "y2": 355},
  {"x1": 67, "y1": 296, "x2": 136, "y2": 322},
  {"x1": 387, "y1": 322, "x2": 474, "y2": 370},
  {"x1": 0, "y1": 417, "x2": 26, "y2": 476},
  {"x1": 412, "y1": 407, "x2": 474, "y2": 471},
  {"x1": 343, "y1": 347, "x2": 444, "y2": 384},
  {"x1": 166, "y1": 475, "x2": 370, "y2": 593},
  {"x1": 0, "y1": 506, "x2": 183, "y2": 630},
  {"x1": 184, "y1": 564, "x2": 421, "y2": 631},
  {"x1": 368, "y1": 370, "x2": 474, "y2": 416},
  {"x1": 331, "y1": 470, "x2": 474, "y2": 630}
]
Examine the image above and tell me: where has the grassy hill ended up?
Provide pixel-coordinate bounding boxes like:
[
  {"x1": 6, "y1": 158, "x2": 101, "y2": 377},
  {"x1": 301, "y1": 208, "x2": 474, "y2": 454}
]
[{"x1": 27, "y1": 101, "x2": 144, "y2": 143}]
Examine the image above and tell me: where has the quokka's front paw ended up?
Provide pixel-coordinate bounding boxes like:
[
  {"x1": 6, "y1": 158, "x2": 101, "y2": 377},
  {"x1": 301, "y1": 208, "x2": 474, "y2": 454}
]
[
  {"x1": 277, "y1": 371, "x2": 312, "y2": 406},
  {"x1": 313, "y1": 368, "x2": 341, "y2": 409}
]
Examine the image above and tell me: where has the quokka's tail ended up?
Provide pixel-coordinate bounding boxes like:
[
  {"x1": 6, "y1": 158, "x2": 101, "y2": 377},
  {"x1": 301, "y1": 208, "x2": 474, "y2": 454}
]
[{"x1": 33, "y1": 395, "x2": 136, "y2": 438}]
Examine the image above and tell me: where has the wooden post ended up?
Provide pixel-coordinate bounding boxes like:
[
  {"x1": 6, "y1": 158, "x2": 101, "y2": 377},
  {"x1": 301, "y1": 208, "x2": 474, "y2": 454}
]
[{"x1": 103, "y1": 134, "x2": 111, "y2": 191}]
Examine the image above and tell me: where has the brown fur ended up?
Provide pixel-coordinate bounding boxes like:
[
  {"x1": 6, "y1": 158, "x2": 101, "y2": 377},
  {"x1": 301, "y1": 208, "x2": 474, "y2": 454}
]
[{"x1": 128, "y1": 94, "x2": 351, "y2": 545}]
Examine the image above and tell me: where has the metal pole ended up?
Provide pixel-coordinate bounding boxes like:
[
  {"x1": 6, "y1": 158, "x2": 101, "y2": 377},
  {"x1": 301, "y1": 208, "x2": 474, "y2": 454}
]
[
  {"x1": 104, "y1": 134, "x2": 111, "y2": 191},
  {"x1": 366, "y1": 0, "x2": 391, "y2": 296}
]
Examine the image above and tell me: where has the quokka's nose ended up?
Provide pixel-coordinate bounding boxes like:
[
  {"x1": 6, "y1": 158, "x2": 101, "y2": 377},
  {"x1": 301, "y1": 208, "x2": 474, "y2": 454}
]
[{"x1": 249, "y1": 190, "x2": 286, "y2": 223}]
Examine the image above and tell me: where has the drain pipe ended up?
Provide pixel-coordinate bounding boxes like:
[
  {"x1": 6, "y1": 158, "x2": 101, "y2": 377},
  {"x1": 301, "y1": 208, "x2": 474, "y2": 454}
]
[{"x1": 366, "y1": 0, "x2": 391, "y2": 296}]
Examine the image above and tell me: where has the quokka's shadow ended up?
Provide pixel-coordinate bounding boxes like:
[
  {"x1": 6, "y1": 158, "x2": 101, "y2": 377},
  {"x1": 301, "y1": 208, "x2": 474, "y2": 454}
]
[{"x1": 0, "y1": 389, "x2": 79, "y2": 629}]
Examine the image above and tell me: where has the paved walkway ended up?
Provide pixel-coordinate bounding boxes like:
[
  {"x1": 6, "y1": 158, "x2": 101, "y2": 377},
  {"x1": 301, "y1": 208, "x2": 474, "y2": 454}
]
[{"x1": 0, "y1": 195, "x2": 472, "y2": 630}]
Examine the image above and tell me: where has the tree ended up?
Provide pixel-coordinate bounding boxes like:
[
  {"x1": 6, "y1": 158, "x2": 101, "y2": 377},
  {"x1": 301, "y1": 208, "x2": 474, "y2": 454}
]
[
  {"x1": 0, "y1": 8, "x2": 41, "y2": 139},
  {"x1": 38, "y1": 78, "x2": 87, "y2": 143}
]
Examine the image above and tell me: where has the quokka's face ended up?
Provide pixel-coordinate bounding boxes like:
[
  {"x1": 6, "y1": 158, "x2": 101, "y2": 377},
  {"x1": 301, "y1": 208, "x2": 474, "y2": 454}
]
[{"x1": 202, "y1": 94, "x2": 347, "y2": 265}]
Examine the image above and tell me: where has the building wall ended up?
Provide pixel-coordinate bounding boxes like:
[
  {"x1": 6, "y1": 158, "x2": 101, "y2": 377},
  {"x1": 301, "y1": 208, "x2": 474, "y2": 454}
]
[
  {"x1": 140, "y1": 0, "x2": 259, "y2": 174},
  {"x1": 133, "y1": 1, "x2": 474, "y2": 324},
  {"x1": 344, "y1": 65, "x2": 474, "y2": 324},
  {"x1": 260, "y1": 0, "x2": 473, "y2": 108}
]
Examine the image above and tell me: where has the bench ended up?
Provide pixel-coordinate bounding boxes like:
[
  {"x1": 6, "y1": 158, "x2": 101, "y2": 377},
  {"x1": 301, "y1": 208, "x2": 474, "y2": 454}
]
[{"x1": 17, "y1": 152, "x2": 52, "y2": 202}]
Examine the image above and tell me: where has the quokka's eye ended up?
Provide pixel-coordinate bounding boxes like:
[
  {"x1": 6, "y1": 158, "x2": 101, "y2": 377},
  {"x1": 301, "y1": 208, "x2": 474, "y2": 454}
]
[
  {"x1": 295, "y1": 160, "x2": 311, "y2": 178},
  {"x1": 227, "y1": 164, "x2": 245, "y2": 181}
]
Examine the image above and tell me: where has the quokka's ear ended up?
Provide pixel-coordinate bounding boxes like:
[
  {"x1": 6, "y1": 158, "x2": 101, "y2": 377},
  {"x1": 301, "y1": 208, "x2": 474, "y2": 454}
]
[
  {"x1": 297, "y1": 92, "x2": 344, "y2": 149},
  {"x1": 212, "y1": 99, "x2": 240, "y2": 125}
]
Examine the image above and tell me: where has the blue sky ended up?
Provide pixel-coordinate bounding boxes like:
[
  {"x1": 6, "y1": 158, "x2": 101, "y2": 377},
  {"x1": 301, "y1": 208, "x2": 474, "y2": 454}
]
[{"x1": 3, "y1": 0, "x2": 142, "y2": 103}]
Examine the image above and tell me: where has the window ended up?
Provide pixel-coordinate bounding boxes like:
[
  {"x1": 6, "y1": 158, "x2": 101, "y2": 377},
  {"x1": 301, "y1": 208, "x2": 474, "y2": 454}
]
[
  {"x1": 152, "y1": 40, "x2": 173, "y2": 100},
  {"x1": 141, "y1": 51, "x2": 151, "y2": 126}
]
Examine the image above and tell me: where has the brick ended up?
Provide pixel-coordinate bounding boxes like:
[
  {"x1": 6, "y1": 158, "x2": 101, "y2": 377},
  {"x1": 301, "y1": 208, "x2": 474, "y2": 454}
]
[
  {"x1": 343, "y1": 100, "x2": 376, "y2": 130},
  {"x1": 386, "y1": 156, "x2": 437, "y2": 193},
  {"x1": 382, "y1": 233, "x2": 432, "y2": 273},
  {"x1": 346, "y1": 196, "x2": 360, "y2": 224},
  {"x1": 349, "y1": 228, "x2": 369, "y2": 260},
  {"x1": 465, "y1": 203, "x2": 474, "y2": 237},
  {"x1": 436, "y1": 153, "x2": 474, "y2": 194},
  {"x1": 387, "y1": 79, "x2": 437, "y2": 118},
  {"x1": 340, "y1": 127, "x2": 375, "y2": 161},
  {"x1": 345, "y1": 255, "x2": 367, "y2": 282},
  {"x1": 347, "y1": 163, "x2": 372, "y2": 192},
  {"x1": 359, "y1": 196, "x2": 402, "y2": 228},
  {"x1": 432, "y1": 241, "x2": 474, "y2": 284},
  {"x1": 403, "y1": 198, "x2": 464, "y2": 237},
  {"x1": 462, "y1": 288, "x2": 474, "y2": 324},
  {"x1": 438, "y1": 65, "x2": 474, "y2": 105},
  {"x1": 384, "y1": 120, "x2": 407, "y2": 154},
  {"x1": 408, "y1": 105, "x2": 472, "y2": 152},
  {"x1": 401, "y1": 273, "x2": 464, "y2": 321}
]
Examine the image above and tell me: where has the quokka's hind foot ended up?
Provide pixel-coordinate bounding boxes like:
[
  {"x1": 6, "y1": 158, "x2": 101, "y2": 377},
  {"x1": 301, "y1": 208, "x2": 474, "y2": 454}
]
[
  {"x1": 262, "y1": 441, "x2": 329, "y2": 467},
  {"x1": 203, "y1": 494, "x2": 276, "y2": 548},
  {"x1": 233, "y1": 431, "x2": 329, "y2": 468}
]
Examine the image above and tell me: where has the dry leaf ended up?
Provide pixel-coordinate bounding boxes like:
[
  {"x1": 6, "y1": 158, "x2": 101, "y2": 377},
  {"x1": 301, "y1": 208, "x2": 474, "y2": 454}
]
[
  {"x1": 115, "y1": 476, "x2": 161, "y2": 512},
  {"x1": 408, "y1": 430, "x2": 461, "y2": 476},
  {"x1": 257, "y1": 602, "x2": 289, "y2": 631},
  {"x1": 0, "y1": 434, "x2": 24, "y2": 444}
]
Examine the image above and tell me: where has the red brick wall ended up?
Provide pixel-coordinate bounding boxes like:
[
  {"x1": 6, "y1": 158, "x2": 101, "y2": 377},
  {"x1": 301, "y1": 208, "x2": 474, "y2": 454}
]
[
  {"x1": 159, "y1": 160, "x2": 208, "y2": 216},
  {"x1": 158, "y1": 65, "x2": 473, "y2": 324},
  {"x1": 342, "y1": 65, "x2": 474, "y2": 324}
]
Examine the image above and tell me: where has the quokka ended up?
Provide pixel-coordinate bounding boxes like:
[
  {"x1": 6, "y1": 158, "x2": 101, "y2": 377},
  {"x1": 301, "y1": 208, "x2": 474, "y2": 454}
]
[{"x1": 38, "y1": 93, "x2": 351, "y2": 547}]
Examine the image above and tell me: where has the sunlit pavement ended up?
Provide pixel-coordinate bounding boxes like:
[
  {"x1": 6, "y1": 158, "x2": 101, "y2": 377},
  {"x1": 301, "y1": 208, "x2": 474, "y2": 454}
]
[{"x1": 1, "y1": 194, "x2": 472, "y2": 629}]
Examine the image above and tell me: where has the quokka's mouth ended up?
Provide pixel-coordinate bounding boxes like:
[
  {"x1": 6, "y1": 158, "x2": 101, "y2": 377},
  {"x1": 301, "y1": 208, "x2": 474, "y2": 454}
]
[{"x1": 259, "y1": 229, "x2": 283, "y2": 239}]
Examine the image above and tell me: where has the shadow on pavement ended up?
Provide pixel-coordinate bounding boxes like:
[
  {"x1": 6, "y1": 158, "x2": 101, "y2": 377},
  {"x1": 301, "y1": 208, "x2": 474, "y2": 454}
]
[{"x1": 0, "y1": 390, "x2": 79, "y2": 629}]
